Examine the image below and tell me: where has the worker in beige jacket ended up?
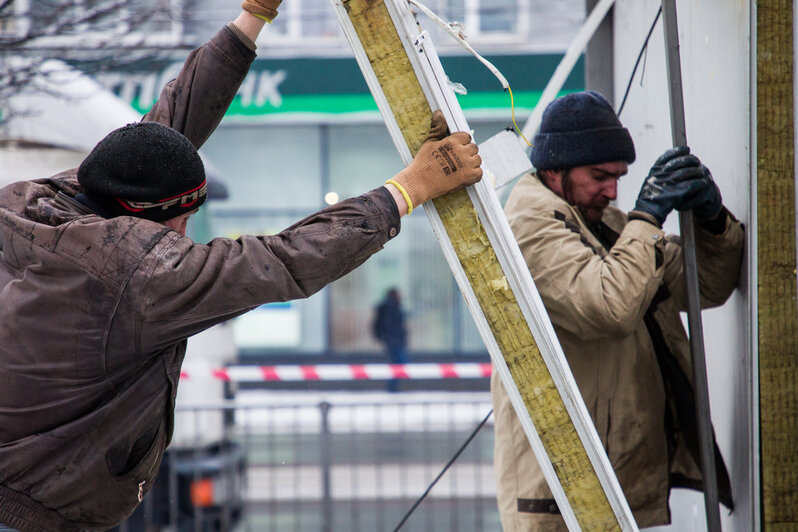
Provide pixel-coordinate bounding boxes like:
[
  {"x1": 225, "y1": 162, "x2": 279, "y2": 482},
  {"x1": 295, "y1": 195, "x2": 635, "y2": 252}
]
[{"x1": 493, "y1": 91, "x2": 744, "y2": 530}]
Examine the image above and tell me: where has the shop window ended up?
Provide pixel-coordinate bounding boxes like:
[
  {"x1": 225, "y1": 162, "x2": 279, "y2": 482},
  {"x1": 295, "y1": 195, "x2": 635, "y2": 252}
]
[
  {"x1": 0, "y1": 0, "x2": 29, "y2": 38},
  {"x1": 445, "y1": 0, "x2": 521, "y2": 35},
  {"x1": 123, "y1": 0, "x2": 185, "y2": 39}
]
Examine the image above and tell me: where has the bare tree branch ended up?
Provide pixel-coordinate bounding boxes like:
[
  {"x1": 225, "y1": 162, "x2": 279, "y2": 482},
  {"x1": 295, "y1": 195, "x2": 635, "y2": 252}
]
[{"x1": 0, "y1": 0, "x2": 189, "y2": 127}]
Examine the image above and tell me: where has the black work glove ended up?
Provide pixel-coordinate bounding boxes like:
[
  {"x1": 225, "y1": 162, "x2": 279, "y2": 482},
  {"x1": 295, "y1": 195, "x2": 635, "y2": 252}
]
[
  {"x1": 632, "y1": 146, "x2": 706, "y2": 226},
  {"x1": 676, "y1": 164, "x2": 723, "y2": 221}
]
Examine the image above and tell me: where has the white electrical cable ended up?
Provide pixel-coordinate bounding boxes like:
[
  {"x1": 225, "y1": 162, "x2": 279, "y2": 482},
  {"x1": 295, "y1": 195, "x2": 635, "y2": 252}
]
[{"x1": 407, "y1": 0, "x2": 509, "y2": 89}]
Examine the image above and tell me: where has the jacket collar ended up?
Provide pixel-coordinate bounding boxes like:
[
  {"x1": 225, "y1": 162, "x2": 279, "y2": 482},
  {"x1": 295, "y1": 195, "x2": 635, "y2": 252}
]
[{"x1": 54, "y1": 192, "x2": 109, "y2": 218}]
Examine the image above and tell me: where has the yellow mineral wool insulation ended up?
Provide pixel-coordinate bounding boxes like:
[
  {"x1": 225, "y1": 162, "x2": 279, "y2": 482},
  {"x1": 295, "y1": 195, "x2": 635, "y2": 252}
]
[
  {"x1": 341, "y1": 0, "x2": 623, "y2": 528},
  {"x1": 757, "y1": 0, "x2": 798, "y2": 527}
]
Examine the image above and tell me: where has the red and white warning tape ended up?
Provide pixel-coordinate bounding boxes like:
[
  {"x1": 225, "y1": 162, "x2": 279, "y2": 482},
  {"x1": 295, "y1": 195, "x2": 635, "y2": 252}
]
[{"x1": 180, "y1": 363, "x2": 492, "y2": 382}]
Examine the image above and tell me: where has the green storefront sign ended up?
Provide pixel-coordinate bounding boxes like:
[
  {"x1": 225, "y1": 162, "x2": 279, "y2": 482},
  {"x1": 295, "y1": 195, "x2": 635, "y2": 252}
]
[{"x1": 102, "y1": 53, "x2": 583, "y2": 118}]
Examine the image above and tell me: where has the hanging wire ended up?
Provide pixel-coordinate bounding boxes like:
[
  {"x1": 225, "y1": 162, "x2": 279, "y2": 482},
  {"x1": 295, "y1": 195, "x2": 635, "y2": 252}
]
[
  {"x1": 393, "y1": 408, "x2": 494, "y2": 531},
  {"x1": 507, "y1": 85, "x2": 532, "y2": 146},
  {"x1": 407, "y1": 0, "x2": 508, "y2": 86},
  {"x1": 617, "y1": 6, "x2": 663, "y2": 116},
  {"x1": 407, "y1": 0, "x2": 531, "y2": 145}
]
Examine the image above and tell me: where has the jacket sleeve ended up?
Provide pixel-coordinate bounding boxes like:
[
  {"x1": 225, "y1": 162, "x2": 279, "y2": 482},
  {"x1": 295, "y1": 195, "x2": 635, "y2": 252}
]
[
  {"x1": 137, "y1": 187, "x2": 400, "y2": 349},
  {"x1": 510, "y1": 206, "x2": 667, "y2": 340},
  {"x1": 142, "y1": 25, "x2": 256, "y2": 148},
  {"x1": 661, "y1": 212, "x2": 745, "y2": 311}
]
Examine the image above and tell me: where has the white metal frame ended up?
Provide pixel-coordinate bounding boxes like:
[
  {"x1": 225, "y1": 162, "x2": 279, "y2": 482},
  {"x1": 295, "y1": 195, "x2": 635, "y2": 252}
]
[
  {"x1": 794, "y1": 0, "x2": 798, "y2": 327},
  {"x1": 333, "y1": 0, "x2": 638, "y2": 529},
  {"x1": 749, "y1": 2, "x2": 761, "y2": 529}
]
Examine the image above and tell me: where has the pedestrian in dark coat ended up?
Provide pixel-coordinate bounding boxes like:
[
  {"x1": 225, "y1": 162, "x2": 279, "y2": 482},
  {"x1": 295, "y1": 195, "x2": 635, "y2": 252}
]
[{"x1": 374, "y1": 288, "x2": 408, "y2": 391}]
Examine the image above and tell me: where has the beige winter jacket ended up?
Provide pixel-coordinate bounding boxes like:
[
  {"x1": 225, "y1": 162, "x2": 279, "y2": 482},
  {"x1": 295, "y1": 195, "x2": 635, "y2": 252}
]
[{"x1": 492, "y1": 173, "x2": 744, "y2": 530}]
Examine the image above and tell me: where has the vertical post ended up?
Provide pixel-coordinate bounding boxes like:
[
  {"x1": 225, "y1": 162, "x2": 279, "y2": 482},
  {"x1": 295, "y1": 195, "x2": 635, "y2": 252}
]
[
  {"x1": 193, "y1": 410, "x2": 203, "y2": 532},
  {"x1": 292, "y1": 405, "x2": 301, "y2": 531},
  {"x1": 585, "y1": 0, "x2": 615, "y2": 102},
  {"x1": 448, "y1": 403, "x2": 457, "y2": 530},
  {"x1": 267, "y1": 405, "x2": 277, "y2": 532},
  {"x1": 168, "y1": 448, "x2": 179, "y2": 531},
  {"x1": 319, "y1": 401, "x2": 333, "y2": 532},
  {"x1": 660, "y1": 1, "x2": 721, "y2": 531},
  {"x1": 423, "y1": 402, "x2": 433, "y2": 531},
  {"x1": 349, "y1": 405, "x2": 360, "y2": 528},
  {"x1": 375, "y1": 402, "x2": 385, "y2": 531},
  {"x1": 452, "y1": 277, "x2": 462, "y2": 353},
  {"x1": 244, "y1": 407, "x2": 254, "y2": 532},
  {"x1": 319, "y1": 124, "x2": 334, "y2": 354}
]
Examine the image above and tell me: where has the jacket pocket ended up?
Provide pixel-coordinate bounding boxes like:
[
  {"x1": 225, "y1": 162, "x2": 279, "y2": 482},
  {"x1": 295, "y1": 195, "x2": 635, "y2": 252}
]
[
  {"x1": 109, "y1": 419, "x2": 166, "y2": 505},
  {"x1": 106, "y1": 421, "x2": 161, "y2": 477}
]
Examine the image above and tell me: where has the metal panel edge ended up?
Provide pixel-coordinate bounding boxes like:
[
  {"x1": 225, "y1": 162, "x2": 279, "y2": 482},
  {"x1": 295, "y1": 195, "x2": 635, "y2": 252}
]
[{"x1": 750, "y1": 2, "x2": 761, "y2": 531}]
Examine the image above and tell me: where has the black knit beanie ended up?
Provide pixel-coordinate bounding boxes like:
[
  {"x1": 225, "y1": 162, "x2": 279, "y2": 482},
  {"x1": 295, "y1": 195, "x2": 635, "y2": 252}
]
[
  {"x1": 531, "y1": 90, "x2": 636, "y2": 171},
  {"x1": 77, "y1": 122, "x2": 207, "y2": 222}
]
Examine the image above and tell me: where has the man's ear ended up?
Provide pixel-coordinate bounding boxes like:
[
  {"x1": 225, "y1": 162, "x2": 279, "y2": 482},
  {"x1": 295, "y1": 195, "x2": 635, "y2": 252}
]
[{"x1": 538, "y1": 169, "x2": 563, "y2": 193}]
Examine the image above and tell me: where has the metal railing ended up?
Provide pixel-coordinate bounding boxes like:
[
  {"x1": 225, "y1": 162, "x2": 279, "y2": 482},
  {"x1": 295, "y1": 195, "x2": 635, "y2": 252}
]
[{"x1": 117, "y1": 393, "x2": 500, "y2": 532}]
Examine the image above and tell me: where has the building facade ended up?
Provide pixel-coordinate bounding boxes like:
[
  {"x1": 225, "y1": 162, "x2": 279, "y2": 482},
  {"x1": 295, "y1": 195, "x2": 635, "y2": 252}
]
[{"x1": 1, "y1": 0, "x2": 585, "y2": 361}]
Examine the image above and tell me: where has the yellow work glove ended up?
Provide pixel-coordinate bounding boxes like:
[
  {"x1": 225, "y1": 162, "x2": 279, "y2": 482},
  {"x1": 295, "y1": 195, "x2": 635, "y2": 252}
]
[
  {"x1": 387, "y1": 111, "x2": 483, "y2": 213},
  {"x1": 241, "y1": 0, "x2": 282, "y2": 22}
]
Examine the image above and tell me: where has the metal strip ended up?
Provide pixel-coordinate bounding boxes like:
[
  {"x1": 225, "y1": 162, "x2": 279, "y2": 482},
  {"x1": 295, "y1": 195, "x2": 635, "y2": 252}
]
[
  {"x1": 333, "y1": 0, "x2": 637, "y2": 529},
  {"x1": 749, "y1": 2, "x2": 760, "y2": 528},
  {"x1": 660, "y1": 1, "x2": 722, "y2": 531}
]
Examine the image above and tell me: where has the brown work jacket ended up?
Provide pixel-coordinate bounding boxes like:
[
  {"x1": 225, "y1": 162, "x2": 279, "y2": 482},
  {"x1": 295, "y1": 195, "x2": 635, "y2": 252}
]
[
  {"x1": 492, "y1": 173, "x2": 744, "y2": 530},
  {"x1": 0, "y1": 25, "x2": 400, "y2": 531}
]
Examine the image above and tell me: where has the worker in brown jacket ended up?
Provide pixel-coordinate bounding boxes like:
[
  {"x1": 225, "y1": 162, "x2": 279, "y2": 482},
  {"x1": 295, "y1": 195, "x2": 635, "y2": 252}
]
[
  {"x1": 0, "y1": 2, "x2": 482, "y2": 530},
  {"x1": 493, "y1": 91, "x2": 743, "y2": 530}
]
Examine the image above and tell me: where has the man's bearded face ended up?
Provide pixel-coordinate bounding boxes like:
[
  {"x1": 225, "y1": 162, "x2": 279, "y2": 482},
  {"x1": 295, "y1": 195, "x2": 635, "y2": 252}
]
[{"x1": 560, "y1": 161, "x2": 628, "y2": 223}]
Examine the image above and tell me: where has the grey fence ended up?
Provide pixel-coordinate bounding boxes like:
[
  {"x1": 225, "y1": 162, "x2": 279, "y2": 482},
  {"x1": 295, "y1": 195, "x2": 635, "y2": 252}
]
[{"x1": 117, "y1": 393, "x2": 500, "y2": 532}]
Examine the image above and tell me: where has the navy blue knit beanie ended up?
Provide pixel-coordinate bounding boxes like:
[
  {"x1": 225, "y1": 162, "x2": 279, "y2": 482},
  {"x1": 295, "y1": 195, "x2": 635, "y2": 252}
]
[
  {"x1": 77, "y1": 122, "x2": 206, "y2": 222},
  {"x1": 531, "y1": 91, "x2": 636, "y2": 171}
]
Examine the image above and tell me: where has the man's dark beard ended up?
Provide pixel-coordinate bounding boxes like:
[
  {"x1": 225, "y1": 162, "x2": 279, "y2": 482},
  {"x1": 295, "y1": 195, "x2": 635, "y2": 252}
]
[
  {"x1": 562, "y1": 168, "x2": 602, "y2": 226},
  {"x1": 561, "y1": 169, "x2": 588, "y2": 218},
  {"x1": 540, "y1": 168, "x2": 597, "y2": 222},
  {"x1": 560, "y1": 168, "x2": 574, "y2": 204}
]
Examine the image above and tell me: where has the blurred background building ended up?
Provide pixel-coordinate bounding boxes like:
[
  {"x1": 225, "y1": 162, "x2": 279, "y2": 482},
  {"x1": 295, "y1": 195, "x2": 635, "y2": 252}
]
[
  {"x1": 157, "y1": 0, "x2": 584, "y2": 365},
  {"x1": 1, "y1": 0, "x2": 586, "y2": 365},
  {"x1": 0, "y1": 2, "x2": 586, "y2": 530}
]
